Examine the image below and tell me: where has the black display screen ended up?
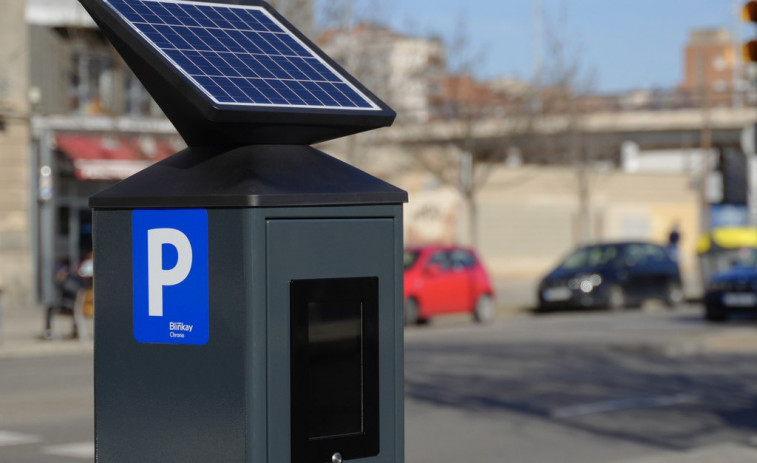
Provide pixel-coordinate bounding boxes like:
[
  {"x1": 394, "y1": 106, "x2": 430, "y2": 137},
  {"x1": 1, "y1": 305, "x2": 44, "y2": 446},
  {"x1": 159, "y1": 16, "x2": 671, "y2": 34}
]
[
  {"x1": 307, "y1": 300, "x2": 363, "y2": 438},
  {"x1": 291, "y1": 278, "x2": 379, "y2": 463}
]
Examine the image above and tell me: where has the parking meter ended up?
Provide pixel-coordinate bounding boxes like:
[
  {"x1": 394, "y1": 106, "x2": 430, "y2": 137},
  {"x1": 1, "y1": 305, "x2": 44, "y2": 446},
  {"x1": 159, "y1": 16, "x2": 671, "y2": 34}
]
[{"x1": 81, "y1": 1, "x2": 406, "y2": 462}]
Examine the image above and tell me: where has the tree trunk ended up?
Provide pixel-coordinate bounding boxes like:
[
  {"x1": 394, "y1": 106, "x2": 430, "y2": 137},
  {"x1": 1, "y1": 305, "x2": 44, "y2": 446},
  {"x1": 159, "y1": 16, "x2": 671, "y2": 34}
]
[
  {"x1": 460, "y1": 150, "x2": 478, "y2": 247},
  {"x1": 467, "y1": 191, "x2": 478, "y2": 248}
]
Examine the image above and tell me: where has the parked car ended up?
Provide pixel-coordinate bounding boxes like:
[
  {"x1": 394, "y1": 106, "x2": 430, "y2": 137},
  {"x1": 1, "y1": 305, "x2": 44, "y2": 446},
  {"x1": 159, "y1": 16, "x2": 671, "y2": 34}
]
[
  {"x1": 697, "y1": 226, "x2": 757, "y2": 290},
  {"x1": 537, "y1": 241, "x2": 683, "y2": 311},
  {"x1": 403, "y1": 246, "x2": 496, "y2": 325},
  {"x1": 703, "y1": 247, "x2": 757, "y2": 322}
]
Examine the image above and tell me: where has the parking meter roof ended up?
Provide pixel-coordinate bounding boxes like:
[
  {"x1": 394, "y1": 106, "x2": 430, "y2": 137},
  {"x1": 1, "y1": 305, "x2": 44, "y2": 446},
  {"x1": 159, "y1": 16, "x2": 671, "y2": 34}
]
[
  {"x1": 89, "y1": 145, "x2": 408, "y2": 208},
  {"x1": 79, "y1": 0, "x2": 396, "y2": 146}
]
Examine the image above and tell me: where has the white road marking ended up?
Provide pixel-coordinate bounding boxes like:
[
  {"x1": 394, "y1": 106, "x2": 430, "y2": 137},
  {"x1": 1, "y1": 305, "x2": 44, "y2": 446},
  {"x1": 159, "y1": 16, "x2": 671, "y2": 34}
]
[
  {"x1": 43, "y1": 442, "x2": 95, "y2": 459},
  {"x1": 0, "y1": 431, "x2": 41, "y2": 446},
  {"x1": 551, "y1": 393, "x2": 700, "y2": 418}
]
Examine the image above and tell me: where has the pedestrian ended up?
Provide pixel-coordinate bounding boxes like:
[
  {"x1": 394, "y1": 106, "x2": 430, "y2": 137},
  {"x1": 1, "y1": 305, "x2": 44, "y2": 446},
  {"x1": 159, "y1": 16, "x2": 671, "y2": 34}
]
[
  {"x1": 668, "y1": 221, "x2": 681, "y2": 262},
  {"x1": 42, "y1": 260, "x2": 82, "y2": 340}
]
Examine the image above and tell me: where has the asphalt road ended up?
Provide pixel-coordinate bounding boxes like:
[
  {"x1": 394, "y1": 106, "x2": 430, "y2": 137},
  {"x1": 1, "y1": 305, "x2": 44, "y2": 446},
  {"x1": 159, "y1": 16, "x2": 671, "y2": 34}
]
[
  {"x1": 0, "y1": 355, "x2": 93, "y2": 462},
  {"x1": 405, "y1": 304, "x2": 757, "y2": 463},
  {"x1": 3, "y1": 304, "x2": 757, "y2": 462}
]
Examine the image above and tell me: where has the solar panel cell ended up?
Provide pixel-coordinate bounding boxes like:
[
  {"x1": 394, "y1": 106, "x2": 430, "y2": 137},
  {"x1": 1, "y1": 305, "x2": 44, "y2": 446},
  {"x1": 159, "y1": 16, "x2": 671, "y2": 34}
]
[
  {"x1": 303, "y1": 81, "x2": 339, "y2": 107},
  {"x1": 145, "y1": 3, "x2": 174, "y2": 22},
  {"x1": 276, "y1": 58, "x2": 307, "y2": 81},
  {"x1": 161, "y1": 4, "x2": 200, "y2": 26},
  {"x1": 253, "y1": 32, "x2": 280, "y2": 55},
  {"x1": 241, "y1": 8, "x2": 276, "y2": 32},
  {"x1": 216, "y1": 31, "x2": 245, "y2": 53},
  {"x1": 182, "y1": 5, "x2": 217, "y2": 28},
  {"x1": 112, "y1": 3, "x2": 143, "y2": 22},
  {"x1": 163, "y1": 49, "x2": 200, "y2": 74},
  {"x1": 236, "y1": 79, "x2": 268, "y2": 103},
  {"x1": 224, "y1": 13, "x2": 250, "y2": 31},
  {"x1": 211, "y1": 55, "x2": 243, "y2": 78},
  {"x1": 134, "y1": 4, "x2": 164, "y2": 24},
  {"x1": 202, "y1": 8, "x2": 235, "y2": 29},
  {"x1": 102, "y1": 0, "x2": 380, "y2": 111}
]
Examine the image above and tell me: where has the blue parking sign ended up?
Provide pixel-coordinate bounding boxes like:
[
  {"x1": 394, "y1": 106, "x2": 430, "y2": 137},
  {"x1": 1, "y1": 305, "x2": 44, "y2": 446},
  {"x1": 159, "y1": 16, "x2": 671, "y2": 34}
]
[{"x1": 132, "y1": 209, "x2": 209, "y2": 345}]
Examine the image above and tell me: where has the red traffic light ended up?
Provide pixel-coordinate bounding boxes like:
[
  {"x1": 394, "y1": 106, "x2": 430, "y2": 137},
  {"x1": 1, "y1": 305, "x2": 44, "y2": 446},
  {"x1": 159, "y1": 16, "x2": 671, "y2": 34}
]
[{"x1": 744, "y1": 1, "x2": 757, "y2": 21}]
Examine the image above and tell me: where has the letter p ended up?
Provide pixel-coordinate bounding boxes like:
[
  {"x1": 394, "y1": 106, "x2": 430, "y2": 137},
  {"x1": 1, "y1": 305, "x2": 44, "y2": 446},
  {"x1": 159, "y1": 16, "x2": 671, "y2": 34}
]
[{"x1": 147, "y1": 228, "x2": 193, "y2": 317}]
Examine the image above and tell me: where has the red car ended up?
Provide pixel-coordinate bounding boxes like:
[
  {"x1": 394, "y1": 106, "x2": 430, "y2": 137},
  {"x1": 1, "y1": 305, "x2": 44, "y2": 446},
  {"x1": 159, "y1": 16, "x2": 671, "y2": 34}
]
[{"x1": 403, "y1": 246, "x2": 496, "y2": 325}]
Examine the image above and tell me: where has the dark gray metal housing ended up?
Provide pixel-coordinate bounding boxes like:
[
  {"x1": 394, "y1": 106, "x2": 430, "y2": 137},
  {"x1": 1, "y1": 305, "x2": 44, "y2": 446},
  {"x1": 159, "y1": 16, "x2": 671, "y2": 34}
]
[
  {"x1": 90, "y1": 145, "x2": 406, "y2": 208},
  {"x1": 86, "y1": 0, "x2": 406, "y2": 460},
  {"x1": 92, "y1": 155, "x2": 406, "y2": 462}
]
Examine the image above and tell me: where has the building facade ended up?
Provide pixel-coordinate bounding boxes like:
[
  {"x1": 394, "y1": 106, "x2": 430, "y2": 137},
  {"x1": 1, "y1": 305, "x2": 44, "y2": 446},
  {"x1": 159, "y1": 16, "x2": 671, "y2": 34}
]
[
  {"x1": 0, "y1": 3, "x2": 743, "y2": 311},
  {"x1": 0, "y1": 0, "x2": 31, "y2": 310},
  {"x1": 318, "y1": 23, "x2": 445, "y2": 123},
  {"x1": 679, "y1": 28, "x2": 739, "y2": 107},
  {"x1": 0, "y1": 0, "x2": 315, "y2": 311}
]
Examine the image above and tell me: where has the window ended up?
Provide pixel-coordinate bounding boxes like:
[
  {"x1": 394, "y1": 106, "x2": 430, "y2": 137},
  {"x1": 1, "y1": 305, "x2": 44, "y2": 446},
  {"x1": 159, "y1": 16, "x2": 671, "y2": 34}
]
[
  {"x1": 428, "y1": 251, "x2": 452, "y2": 271},
  {"x1": 559, "y1": 245, "x2": 618, "y2": 270},
  {"x1": 65, "y1": 32, "x2": 161, "y2": 117},
  {"x1": 450, "y1": 249, "x2": 476, "y2": 269},
  {"x1": 642, "y1": 244, "x2": 668, "y2": 262},
  {"x1": 70, "y1": 48, "x2": 115, "y2": 114},
  {"x1": 623, "y1": 244, "x2": 646, "y2": 263}
]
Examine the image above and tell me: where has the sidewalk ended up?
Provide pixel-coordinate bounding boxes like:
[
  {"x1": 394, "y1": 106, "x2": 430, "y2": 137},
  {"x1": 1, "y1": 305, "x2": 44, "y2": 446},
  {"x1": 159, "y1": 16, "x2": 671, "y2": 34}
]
[
  {"x1": 0, "y1": 306, "x2": 93, "y2": 359},
  {"x1": 4, "y1": 292, "x2": 757, "y2": 359}
]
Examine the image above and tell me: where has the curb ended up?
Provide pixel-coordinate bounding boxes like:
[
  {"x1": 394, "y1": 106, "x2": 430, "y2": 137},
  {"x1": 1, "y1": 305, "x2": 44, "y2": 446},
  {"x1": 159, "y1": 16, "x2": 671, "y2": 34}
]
[{"x1": 0, "y1": 339, "x2": 93, "y2": 360}]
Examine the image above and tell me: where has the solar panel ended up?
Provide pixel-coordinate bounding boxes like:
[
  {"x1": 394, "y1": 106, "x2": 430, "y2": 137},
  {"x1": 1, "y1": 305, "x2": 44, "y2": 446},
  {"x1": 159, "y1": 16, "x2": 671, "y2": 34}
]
[{"x1": 102, "y1": 0, "x2": 381, "y2": 111}]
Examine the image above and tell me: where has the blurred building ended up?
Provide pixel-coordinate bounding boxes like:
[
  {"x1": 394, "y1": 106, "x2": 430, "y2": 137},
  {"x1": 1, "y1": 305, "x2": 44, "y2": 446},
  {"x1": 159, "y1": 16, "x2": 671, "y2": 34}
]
[
  {"x1": 268, "y1": 0, "x2": 313, "y2": 38},
  {"x1": 1, "y1": 3, "x2": 753, "y2": 311},
  {"x1": 0, "y1": 0, "x2": 32, "y2": 311},
  {"x1": 434, "y1": 75, "x2": 517, "y2": 120},
  {"x1": 318, "y1": 23, "x2": 445, "y2": 123},
  {"x1": 0, "y1": 0, "x2": 314, "y2": 311},
  {"x1": 678, "y1": 28, "x2": 739, "y2": 108},
  {"x1": 26, "y1": 0, "x2": 313, "y2": 117}
]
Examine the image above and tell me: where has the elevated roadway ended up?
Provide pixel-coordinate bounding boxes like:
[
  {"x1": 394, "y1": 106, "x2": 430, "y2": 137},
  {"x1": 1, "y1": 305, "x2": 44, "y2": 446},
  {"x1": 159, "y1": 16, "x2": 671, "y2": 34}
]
[{"x1": 374, "y1": 107, "x2": 757, "y2": 151}]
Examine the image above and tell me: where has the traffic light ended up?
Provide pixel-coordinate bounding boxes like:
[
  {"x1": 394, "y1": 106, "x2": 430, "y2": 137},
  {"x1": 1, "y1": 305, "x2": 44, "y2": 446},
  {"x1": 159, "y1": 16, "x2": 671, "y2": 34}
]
[
  {"x1": 743, "y1": 1, "x2": 757, "y2": 62},
  {"x1": 717, "y1": 148, "x2": 748, "y2": 205}
]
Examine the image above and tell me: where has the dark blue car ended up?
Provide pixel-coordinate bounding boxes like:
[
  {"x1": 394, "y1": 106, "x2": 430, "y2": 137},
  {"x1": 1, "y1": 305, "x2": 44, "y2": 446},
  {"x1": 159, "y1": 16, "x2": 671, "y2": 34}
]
[
  {"x1": 704, "y1": 251, "x2": 757, "y2": 321},
  {"x1": 538, "y1": 241, "x2": 683, "y2": 311}
]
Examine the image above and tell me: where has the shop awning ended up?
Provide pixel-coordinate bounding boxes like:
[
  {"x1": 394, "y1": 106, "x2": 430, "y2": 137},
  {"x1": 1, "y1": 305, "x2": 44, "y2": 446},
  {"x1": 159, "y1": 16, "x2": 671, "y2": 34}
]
[{"x1": 55, "y1": 135, "x2": 183, "y2": 181}]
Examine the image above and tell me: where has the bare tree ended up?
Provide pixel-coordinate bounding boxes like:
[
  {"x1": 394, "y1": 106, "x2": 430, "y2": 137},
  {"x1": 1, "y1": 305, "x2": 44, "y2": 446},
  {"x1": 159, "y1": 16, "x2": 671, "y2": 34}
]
[
  {"x1": 410, "y1": 17, "x2": 533, "y2": 247},
  {"x1": 315, "y1": 3, "x2": 606, "y2": 247},
  {"x1": 522, "y1": 16, "x2": 609, "y2": 244},
  {"x1": 407, "y1": 7, "x2": 610, "y2": 246},
  {"x1": 315, "y1": 0, "x2": 444, "y2": 173}
]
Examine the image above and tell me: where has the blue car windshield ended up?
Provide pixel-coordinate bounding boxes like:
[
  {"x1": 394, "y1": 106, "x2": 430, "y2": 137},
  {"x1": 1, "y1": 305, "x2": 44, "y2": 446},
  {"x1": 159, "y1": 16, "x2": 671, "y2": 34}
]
[
  {"x1": 729, "y1": 247, "x2": 757, "y2": 268},
  {"x1": 559, "y1": 245, "x2": 619, "y2": 270}
]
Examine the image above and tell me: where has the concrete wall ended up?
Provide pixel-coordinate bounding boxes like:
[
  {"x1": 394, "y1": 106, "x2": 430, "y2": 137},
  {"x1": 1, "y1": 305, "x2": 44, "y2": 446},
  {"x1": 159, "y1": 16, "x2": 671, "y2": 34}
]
[
  {"x1": 399, "y1": 166, "x2": 701, "y2": 295},
  {"x1": 0, "y1": 0, "x2": 32, "y2": 310},
  {"x1": 28, "y1": 25, "x2": 72, "y2": 116}
]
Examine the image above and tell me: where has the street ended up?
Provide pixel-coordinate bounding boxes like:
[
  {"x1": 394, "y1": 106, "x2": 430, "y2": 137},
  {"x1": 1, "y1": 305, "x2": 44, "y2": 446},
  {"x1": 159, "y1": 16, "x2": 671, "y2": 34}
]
[
  {"x1": 0, "y1": 355, "x2": 93, "y2": 462},
  {"x1": 405, "y1": 305, "x2": 757, "y2": 463},
  {"x1": 3, "y1": 304, "x2": 757, "y2": 462}
]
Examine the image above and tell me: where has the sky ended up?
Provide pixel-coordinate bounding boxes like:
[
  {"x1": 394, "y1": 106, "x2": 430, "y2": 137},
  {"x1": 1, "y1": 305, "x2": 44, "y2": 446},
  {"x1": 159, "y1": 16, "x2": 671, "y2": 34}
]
[{"x1": 347, "y1": 0, "x2": 740, "y2": 93}]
